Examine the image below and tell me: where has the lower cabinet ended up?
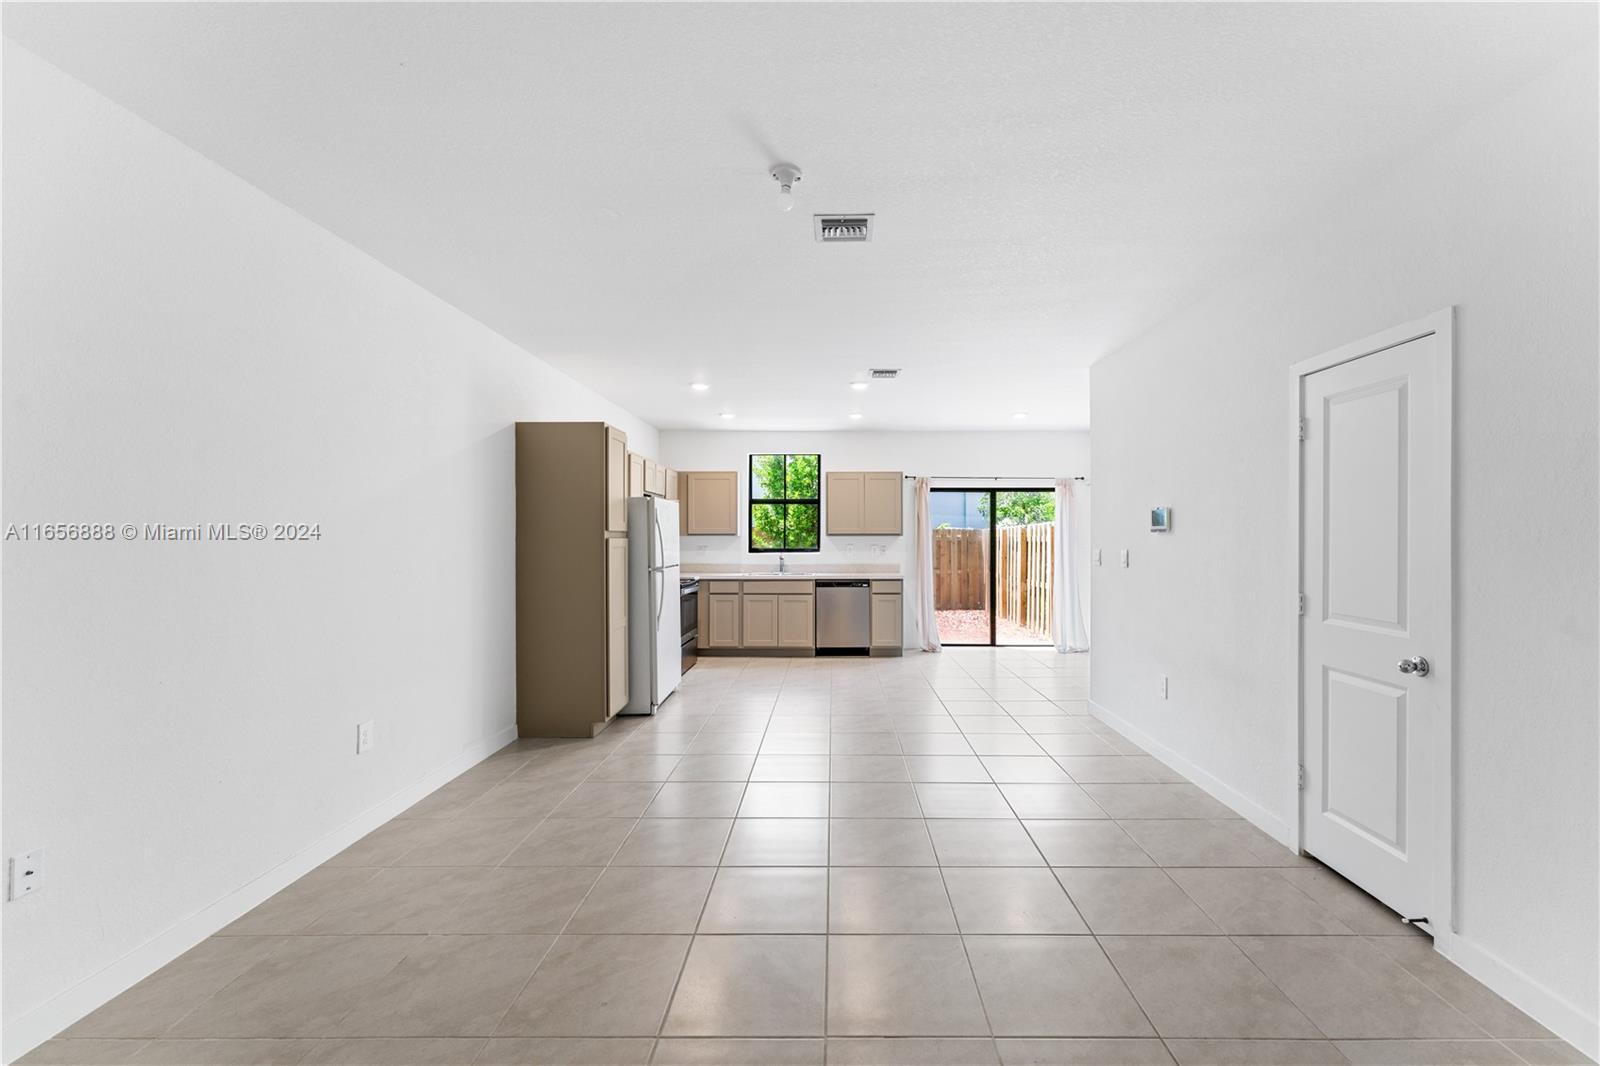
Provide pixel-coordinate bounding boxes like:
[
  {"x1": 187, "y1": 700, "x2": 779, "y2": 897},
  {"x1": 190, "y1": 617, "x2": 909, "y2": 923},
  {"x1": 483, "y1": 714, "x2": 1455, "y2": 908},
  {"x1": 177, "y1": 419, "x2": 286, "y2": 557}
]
[
  {"x1": 871, "y1": 593, "x2": 903, "y2": 650},
  {"x1": 707, "y1": 593, "x2": 741, "y2": 648},
  {"x1": 778, "y1": 594, "x2": 815, "y2": 647},
  {"x1": 606, "y1": 536, "x2": 630, "y2": 715},
  {"x1": 741, "y1": 594, "x2": 780, "y2": 648}
]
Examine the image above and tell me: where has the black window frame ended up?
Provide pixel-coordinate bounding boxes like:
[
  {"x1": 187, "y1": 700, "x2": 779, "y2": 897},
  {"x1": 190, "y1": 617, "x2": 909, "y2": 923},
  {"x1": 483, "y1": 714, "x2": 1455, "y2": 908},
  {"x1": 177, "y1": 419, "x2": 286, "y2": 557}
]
[{"x1": 747, "y1": 453, "x2": 822, "y2": 553}]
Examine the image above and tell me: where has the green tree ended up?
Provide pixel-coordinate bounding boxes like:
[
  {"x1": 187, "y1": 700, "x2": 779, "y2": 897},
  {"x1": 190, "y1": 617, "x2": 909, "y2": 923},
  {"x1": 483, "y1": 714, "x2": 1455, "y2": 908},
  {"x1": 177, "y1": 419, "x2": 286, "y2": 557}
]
[
  {"x1": 750, "y1": 454, "x2": 820, "y2": 550},
  {"x1": 979, "y1": 491, "x2": 1056, "y2": 526}
]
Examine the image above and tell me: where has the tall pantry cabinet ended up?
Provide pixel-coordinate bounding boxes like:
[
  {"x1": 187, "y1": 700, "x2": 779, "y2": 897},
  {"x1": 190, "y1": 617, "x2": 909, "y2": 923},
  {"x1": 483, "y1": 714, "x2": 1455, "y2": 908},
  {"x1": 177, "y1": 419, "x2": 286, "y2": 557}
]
[{"x1": 515, "y1": 422, "x2": 630, "y2": 737}]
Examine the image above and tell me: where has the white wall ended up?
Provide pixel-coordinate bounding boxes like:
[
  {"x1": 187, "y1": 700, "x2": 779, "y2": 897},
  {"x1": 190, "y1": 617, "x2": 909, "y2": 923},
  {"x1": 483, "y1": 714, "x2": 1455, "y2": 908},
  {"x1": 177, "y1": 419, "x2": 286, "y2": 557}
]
[
  {"x1": 1090, "y1": 49, "x2": 1597, "y2": 1054},
  {"x1": 0, "y1": 43, "x2": 657, "y2": 1058},
  {"x1": 659, "y1": 430, "x2": 1092, "y2": 645}
]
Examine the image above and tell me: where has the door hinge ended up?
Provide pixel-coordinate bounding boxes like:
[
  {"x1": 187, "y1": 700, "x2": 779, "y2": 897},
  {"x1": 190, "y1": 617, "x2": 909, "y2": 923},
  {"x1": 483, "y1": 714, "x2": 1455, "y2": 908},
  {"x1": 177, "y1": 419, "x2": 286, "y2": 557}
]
[
  {"x1": 1297, "y1": 592, "x2": 1306, "y2": 616},
  {"x1": 1297, "y1": 764, "x2": 1306, "y2": 791},
  {"x1": 1297, "y1": 417, "x2": 1307, "y2": 442}
]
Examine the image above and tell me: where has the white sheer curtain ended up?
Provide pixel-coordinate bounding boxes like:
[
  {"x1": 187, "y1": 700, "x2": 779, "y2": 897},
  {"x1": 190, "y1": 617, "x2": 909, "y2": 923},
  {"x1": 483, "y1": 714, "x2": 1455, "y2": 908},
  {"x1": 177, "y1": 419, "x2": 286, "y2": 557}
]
[
  {"x1": 1053, "y1": 479, "x2": 1089, "y2": 653},
  {"x1": 913, "y1": 477, "x2": 942, "y2": 653}
]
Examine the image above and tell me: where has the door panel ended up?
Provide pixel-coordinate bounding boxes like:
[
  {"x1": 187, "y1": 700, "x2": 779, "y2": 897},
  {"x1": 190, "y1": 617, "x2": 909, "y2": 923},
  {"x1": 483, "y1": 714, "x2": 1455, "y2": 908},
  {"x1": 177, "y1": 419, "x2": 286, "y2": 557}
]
[
  {"x1": 606, "y1": 428, "x2": 628, "y2": 533},
  {"x1": 1323, "y1": 668, "x2": 1408, "y2": 852},
  {"x1": 707, "y1": 594, "x2": 740, "y2": 648},
  {"x1": 1301, "y1": 330, "x2": 1445, "y2": 924},
  {"x1": 1325, "y1": 380, "x2": 1409, "y2": 632},
  {"x1": 863, "y1": 473, "x2": 903, "y2": 535},
  {"x1": 742, "y1": 594, "x2": 779, "y2": 648},
  {"x1": 606, "y1": 535, "x2": 629, "y2": 716},
  {"x1": 778, "y1": 594, "x2": 815, "y2": 648},
  {"x1": 826, "y1": 472, "x2": 865, "y2": 535}
]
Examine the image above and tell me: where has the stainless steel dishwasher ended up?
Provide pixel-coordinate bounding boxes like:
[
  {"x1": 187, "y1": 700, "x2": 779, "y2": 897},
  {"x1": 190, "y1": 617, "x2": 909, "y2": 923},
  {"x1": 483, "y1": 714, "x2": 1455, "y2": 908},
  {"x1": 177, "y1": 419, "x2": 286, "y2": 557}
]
[{"x1": 815, "y1": 580, "x2": 871, "y2": 651}]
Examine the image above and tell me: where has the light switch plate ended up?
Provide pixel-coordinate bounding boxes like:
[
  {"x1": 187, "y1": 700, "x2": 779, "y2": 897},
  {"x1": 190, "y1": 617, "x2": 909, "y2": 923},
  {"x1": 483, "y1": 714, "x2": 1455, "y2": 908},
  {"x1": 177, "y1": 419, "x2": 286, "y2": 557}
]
[
  {"x1": 1094, "y1": 549, "x2": 1102, "y2": 566},
  {"x1": 1119, "y1": 549, "x2": 1129, "y2": 568},
  {"x1": 356, "y1": 721, "x2": 375, "y2": 755},
  {"x1": 8, "y1": 850, "x2": 43, "y2": 901}
]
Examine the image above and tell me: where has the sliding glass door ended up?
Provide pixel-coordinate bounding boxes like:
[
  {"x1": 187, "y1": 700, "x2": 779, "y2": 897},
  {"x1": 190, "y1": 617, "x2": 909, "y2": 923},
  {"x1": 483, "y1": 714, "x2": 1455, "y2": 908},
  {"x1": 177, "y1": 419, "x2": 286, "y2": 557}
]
[{"x1": 930, "y1": 488, "x2": 1056, "y2": 646}]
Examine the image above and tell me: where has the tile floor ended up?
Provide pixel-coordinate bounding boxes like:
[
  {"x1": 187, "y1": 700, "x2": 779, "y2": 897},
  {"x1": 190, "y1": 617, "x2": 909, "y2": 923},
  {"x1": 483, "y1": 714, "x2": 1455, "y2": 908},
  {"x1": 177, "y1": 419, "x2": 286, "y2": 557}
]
[{"x1": 25, "y1": 650, "x2": 1592, "y2": 1066}]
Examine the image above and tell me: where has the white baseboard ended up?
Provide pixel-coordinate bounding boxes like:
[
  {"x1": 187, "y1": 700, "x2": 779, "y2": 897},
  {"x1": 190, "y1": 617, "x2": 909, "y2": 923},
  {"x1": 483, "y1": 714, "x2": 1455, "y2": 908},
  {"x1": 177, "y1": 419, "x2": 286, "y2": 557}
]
[
  {"x1": 1, "y1": 724, "x2": 517, "y2": 1065},
  {"x1": 1441, "y1": 929, "x2": 1600, "y2": 1061},
  {"x1": 1087, "y1": 697, "x2": 1599, "y2": 1061},
  {"x1": 1087, "y1": 698, "x2": 1294, "y2": 847}
]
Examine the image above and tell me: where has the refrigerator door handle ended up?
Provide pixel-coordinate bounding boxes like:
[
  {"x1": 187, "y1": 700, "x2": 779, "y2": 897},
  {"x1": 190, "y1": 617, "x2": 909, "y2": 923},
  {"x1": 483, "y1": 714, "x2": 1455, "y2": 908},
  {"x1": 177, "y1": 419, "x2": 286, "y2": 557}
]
[{"x1": 654, "y1": 506, "x2": 665, "y2": 571}]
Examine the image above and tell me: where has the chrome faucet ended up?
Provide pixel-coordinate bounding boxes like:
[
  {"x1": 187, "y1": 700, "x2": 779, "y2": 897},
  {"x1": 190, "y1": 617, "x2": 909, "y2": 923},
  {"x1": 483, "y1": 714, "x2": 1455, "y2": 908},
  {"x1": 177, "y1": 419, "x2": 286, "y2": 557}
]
[{"x1": 778, "y1": 554, "x2": 786, "y2": 574}]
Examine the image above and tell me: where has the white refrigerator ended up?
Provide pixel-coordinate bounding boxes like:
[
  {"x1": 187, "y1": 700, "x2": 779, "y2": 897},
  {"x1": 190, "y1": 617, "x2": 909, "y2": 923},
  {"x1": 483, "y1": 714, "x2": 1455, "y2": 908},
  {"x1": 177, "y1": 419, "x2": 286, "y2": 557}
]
[{"x1": 623, "y1": 496, "x2": 682, "y2": 714}]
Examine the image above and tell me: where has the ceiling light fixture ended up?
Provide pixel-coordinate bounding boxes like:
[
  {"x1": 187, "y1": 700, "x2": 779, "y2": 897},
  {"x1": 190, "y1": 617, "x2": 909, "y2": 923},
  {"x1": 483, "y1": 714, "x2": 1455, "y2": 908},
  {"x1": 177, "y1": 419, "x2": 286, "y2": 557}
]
[
  {"x1": 770, "y1": 163, "x2": 802, "y2": 213},
  {"x1": 848, "y1": 413, "x2": 863, "y2": 421},
  {"x1": 719, "y1": 412, "x2": 735, "y2": 420},
  {"x1": 689, "y1": 382, "x2": 710, "y2": 392},
  {"x1": 1012, "y1": 412, "x2": 1028, "y2": 420},
  {"x1": 850, "y1": 381, "x2": 869, "y2": 392}
]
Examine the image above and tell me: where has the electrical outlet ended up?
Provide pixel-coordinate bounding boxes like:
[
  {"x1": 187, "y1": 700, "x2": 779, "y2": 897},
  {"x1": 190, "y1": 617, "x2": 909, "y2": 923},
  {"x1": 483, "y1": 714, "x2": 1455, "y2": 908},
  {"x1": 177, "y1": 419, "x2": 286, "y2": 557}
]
[
  {"x1": 1161, "y1": 675, "x2": 1169, "y2": 700},
  {"x1": 1119, "y1": 549, "x2": 1130, "y2": 568},
  {"x1": 356, "y1": 721, "x2": 375, "y2": 755},
  {"x1": 8, "y1": 850, "x2": 43, "y2": 901}
]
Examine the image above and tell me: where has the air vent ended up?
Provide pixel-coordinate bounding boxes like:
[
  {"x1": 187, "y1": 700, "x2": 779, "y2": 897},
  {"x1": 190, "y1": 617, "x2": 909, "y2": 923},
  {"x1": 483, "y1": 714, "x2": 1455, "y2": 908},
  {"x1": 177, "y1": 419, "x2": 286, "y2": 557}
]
[
  {"x1": 814, "y1": 214, "x2": 874, "y2": 243},
  {"x1": 869, "y1": 368, "x2": 900, "y2": 380}
]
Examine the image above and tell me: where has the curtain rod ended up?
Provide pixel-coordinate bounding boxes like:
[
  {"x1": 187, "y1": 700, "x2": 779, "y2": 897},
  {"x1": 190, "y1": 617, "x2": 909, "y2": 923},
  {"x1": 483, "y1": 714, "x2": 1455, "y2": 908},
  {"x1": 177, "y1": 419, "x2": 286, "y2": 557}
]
[{"x1": 904, "y1": 475, "x2": 1088, "y2": 482}]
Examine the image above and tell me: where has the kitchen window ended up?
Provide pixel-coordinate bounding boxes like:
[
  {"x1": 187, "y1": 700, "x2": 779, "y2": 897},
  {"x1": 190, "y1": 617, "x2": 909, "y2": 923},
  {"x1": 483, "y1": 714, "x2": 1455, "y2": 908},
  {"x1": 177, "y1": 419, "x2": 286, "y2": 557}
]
[{"x1": 749, "y1": 453, "x2": 821, "y2": 552}]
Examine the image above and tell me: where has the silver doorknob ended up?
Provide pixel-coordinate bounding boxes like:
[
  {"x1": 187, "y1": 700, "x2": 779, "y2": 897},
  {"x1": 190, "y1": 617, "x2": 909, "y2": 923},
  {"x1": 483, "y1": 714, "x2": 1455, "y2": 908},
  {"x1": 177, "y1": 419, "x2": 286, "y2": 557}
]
[{"x1": 1397, "y1": 656, "x2": 1430, "y2": 677}]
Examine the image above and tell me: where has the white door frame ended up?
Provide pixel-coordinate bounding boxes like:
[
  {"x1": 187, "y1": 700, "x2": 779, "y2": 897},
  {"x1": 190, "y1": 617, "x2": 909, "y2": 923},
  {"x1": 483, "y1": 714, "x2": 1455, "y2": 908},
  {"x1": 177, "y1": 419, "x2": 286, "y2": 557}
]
[{"x1": 1288, "y1": 306, "x2": 1455, "y2": 950}]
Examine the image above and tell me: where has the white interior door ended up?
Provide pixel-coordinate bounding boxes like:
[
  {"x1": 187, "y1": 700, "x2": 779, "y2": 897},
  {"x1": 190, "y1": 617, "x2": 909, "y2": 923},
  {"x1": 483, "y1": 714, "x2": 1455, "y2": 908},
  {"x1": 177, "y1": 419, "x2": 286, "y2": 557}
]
[{"x1": 1300, "y1": 323, "x2": 1450, "y2": 929}]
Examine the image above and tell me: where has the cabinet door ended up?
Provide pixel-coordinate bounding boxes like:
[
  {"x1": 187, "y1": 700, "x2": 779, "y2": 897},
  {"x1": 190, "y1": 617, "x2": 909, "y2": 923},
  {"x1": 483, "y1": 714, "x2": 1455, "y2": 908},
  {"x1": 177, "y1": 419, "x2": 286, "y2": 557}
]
[
  {"x1": 863, "y1": 472, "x2": 904, "y2": 535},
  {"x1": 825, "y1": 471, "x2": 865, "y2": 535},
  {"x1": 646, "y1": 459, "x2": 667, "y2": 497},
  {"x1": 707, "y1": 594, "x2": 741, "y2": 648},
  {"x1": 871, "y1": 593, "x2": 903, "y2": 649},
  {"x1": 607, "y1": 536, "x2": 630, "y2": 714},
  {"x1": 682, "y1": 471, "x2": 739, "y2": 535},
  {"x1": 606, "y1": 428, "x2": 629, "y2": 533},
  {"x1": 628, "y1": 452, "x2": 645, "y2": 498},
  {"x1": 741, "y1": 594, "x2": 779, "y2": 648},
  {"x1": 666, "y1": 468, "x2": 680, "y2": 501},
  {"x1": 778, "y1": 594, "x2": 815, "y2": 648}
]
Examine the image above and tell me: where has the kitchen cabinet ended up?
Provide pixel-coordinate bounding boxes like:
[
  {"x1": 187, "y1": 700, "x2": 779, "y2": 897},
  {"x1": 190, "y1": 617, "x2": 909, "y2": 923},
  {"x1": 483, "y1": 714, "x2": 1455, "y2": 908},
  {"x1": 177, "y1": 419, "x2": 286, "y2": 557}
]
[
  {"x1": 516, "y1": 421, "x2": 631, "y2": 736},
  {"x1": 825, "y1": 470, "x2": 904, "y2": 535},
  {"x1": 871, "y1": 592, "x2": 903, "y2": 651},
  {"x1": 628, "y1": 452, "x2": 646, "y2": 498},
  {"x1": 741, "y1": 594, "x2": 779, "y2": 648},
  {"x1": 606, "y1": 536, "x2": 629, "y2": 715},
  {"x1": 666, "y1": 468, "x2": 680, "y2": 501},
  {"x1": 707, "y1": 593, "x2": 741, "y2": 648},
  {"x1": 778, "y1": 594, "x2": 816, "y2": 648},
  {"x1": 607, "y1": 428, "x2": 629, "y2": 533},
  {"x1": 680, "y1": 470, "x2": 740, "y2": 535},
  {"x1": 646, "y1": 459, "x2": 667, "y2": 497}
]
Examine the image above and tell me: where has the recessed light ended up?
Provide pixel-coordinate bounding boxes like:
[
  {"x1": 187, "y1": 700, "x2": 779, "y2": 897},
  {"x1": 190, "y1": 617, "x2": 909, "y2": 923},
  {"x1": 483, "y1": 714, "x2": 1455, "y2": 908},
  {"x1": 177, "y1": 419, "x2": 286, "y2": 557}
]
[
  {"x1": 850, "y1": 382, "x2": 869, "y2": 391},
  {"x1": 848, "y1": 413, "x2": 863, "y2": 420},
  {"x1": 1012, "y1": 412, "x2": 1028, "y2": 420},
  {"x1": 719, "y1": 412, "x2": 735, "y2": 420},
  {"x1": 689, "y1": 382, "x2": 711, "y2": 392}
]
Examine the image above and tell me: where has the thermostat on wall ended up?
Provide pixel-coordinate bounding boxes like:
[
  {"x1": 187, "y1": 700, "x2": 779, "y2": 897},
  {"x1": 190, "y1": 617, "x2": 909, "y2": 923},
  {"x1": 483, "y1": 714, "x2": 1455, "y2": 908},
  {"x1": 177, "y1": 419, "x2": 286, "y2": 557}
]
[{"x1": 1150, "y1": 507, "x2": 1171, "y2": 533}]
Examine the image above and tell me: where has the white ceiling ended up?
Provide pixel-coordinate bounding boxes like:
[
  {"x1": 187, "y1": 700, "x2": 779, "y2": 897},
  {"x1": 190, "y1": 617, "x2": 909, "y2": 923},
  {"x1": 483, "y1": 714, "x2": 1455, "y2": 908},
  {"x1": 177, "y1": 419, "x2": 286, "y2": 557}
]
[{"x1": 4, "y1": 3, "x2": 1589, "y2": 431}]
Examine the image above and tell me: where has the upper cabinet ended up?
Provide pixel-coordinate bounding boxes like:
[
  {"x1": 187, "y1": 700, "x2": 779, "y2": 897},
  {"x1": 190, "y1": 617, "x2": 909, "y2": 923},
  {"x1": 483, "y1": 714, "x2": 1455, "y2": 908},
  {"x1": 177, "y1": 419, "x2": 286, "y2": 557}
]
[
  {"x1": 646, "y1": 459, "x2": 667, "y2": 497},
  {"x1": 680, "y1": 470, "x2": 740, "y2": 535},
  {"x1": 627, "y1": 452, "x2": 646, "y2": 498},
  {"x1": 826, "y1": 471, "x2": 904, "y2": 535},
  {"x1": 666, "y1": 468, "x2": 680, "y2": 501},
  {"x1": 606, "y1": 428, "x2": 629, "y2": 533}
]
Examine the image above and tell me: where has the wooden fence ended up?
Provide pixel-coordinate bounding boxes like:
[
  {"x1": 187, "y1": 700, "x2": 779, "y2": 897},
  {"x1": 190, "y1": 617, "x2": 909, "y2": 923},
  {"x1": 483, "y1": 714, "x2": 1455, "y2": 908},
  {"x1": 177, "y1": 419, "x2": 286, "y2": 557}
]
[
  {"x1": 996, "y1": 522, "x2": 1054, "y2": 637},
  {"x1": 932, "y1": 527, "x2": 988, "y2": 610},
  {"x1": 932, "y1": 522, "x2": 1054, "y2": 638}
]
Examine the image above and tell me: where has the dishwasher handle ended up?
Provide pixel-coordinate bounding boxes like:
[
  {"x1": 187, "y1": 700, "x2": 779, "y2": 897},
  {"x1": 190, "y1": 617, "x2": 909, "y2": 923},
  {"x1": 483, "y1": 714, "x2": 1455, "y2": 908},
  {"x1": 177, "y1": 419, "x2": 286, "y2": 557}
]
[{"x1": 815, "y1": 580, "x2": 870, "y2": 588}]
